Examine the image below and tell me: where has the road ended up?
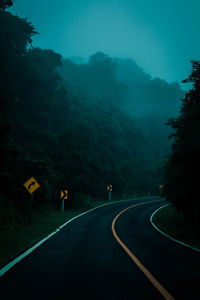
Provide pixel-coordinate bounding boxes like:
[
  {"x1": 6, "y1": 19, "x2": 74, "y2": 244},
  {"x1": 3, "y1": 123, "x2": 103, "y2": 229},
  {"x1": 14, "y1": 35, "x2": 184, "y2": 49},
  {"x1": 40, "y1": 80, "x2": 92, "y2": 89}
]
[{"x1": 0, "y1": 198, "x2": 200, "y2": 299}]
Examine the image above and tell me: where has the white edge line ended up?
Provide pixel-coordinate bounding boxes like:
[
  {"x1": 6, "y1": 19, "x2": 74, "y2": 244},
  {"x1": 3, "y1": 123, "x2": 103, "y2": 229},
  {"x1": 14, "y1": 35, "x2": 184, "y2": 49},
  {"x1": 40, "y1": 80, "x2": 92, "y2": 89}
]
[
  {"x1": 150, "y1": 204, "x2": 200, "y2": 253},
  {"x1": 0, "y1": 197, "x2": 153, "y2": 277}
]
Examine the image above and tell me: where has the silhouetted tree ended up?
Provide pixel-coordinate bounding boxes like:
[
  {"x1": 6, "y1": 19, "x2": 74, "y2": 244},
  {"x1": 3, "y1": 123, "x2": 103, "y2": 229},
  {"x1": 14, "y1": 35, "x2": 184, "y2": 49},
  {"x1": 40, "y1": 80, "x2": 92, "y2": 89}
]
[
  {"x1": 164, "y1": 60, "x2": 200, "y2": 224},
  {"x1": 0, "y1": 0, "x2": 13, "y2": 10}
]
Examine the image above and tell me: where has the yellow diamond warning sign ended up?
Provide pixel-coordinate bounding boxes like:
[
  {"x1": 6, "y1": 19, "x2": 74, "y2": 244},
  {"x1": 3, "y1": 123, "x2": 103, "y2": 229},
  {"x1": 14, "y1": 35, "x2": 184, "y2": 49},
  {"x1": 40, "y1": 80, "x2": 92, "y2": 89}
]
[{"x1": 24, "y1": 177, "x2": 40, "y2": 194}]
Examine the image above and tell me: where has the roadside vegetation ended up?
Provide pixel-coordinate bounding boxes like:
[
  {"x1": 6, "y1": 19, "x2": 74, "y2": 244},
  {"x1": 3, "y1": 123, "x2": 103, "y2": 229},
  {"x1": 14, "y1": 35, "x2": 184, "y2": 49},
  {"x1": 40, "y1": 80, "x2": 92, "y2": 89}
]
[
  {"x1": 152, "y1": 205, "x2": 200, "y2": 250},
  {"x1": 0, "y1": 196, "x2": 147, "y2": 268},
  {"x1": 2, "y1": 0, "x2": 198, "y2": 269},
  {"x1": 164, "y1": 61, "x2": 200, "y2": 227},
  {"x1": 0, "y1": 1, "x2": 182, "y2": 231},
  {"x1": 0, "y1": 198, "x2": 112, "y2": 268},
  {"x1": 0, "y1": 208, "x2": 87, "y2": 268}
]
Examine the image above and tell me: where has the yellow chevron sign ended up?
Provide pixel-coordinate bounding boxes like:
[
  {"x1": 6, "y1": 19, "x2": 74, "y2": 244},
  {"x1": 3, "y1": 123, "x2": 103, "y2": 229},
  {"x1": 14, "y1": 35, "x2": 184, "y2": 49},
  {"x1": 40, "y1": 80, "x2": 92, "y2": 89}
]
[
  {"x1": 107, "y1": 185, "x2": 112, "y2": 191},
  {"x1": 61, "y1": 190, "x2": 68, "y2": 200}
]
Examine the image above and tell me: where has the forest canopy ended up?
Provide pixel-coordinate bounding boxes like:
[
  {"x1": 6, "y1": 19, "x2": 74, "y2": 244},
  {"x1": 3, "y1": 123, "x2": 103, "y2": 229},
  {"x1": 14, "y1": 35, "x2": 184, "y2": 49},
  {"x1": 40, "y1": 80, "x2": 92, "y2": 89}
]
[
  {"x1": 164, "y1": 60, "x2": 200, "y2": 224},
  {"x1": 0, "y1": 5, "x2": 184, "y2": 225}
]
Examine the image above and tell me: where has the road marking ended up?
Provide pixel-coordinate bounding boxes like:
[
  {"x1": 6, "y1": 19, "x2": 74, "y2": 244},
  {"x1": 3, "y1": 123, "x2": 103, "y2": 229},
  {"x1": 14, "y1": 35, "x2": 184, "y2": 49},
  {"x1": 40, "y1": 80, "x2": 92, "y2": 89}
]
[
  {"x1": 0, "y1": 197, "x2": 152, "y2": 277},
  {"x1": 150, "y1": 204, "x2": 200, "y2": 253},
  {"x1": 111, "y1": 200, "x2": 175, "y2": 300}
]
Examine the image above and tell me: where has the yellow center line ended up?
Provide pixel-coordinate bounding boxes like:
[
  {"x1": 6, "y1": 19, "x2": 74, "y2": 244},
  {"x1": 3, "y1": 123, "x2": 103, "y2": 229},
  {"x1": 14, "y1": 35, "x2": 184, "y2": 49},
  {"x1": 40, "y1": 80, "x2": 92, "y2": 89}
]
[{"x1": 111, "y1": 199, "x2": 175, "y2": 300}]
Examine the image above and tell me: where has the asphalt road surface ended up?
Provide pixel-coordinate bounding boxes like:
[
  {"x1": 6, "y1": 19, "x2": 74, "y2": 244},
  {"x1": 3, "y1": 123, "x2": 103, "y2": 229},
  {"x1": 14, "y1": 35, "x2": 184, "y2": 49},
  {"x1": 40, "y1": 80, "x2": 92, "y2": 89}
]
[{"x1": 0, "y1": 198, "x2": 200, "y2": 299}]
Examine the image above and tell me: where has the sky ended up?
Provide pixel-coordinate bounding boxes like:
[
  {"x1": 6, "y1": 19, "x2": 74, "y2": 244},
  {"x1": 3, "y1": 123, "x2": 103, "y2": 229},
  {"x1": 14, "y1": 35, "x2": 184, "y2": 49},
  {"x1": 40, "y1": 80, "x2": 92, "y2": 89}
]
[{"x1": 9, "y1": 0, "x2": 200, "y2": 85}]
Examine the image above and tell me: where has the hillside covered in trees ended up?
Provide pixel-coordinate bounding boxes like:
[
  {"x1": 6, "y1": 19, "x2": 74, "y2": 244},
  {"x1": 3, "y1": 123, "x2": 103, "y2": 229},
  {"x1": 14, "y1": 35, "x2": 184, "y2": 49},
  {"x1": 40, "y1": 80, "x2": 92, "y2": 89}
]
[{"x1": 0, "y1": 3, "x2": 183, "y2": 225}]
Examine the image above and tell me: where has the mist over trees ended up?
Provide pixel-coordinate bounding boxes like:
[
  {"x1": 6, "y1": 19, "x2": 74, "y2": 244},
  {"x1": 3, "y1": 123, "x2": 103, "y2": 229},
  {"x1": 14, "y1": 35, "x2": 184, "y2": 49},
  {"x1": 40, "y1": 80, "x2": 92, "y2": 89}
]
[
  {"x1": 0, "y1": 4, "x2": 184, "y2": 225},
  {"x1": 114, "y1": 58, "x2": 184, "y2": 165},
  {"x1": 59, "y1": 54, "x2": 184, "y2": 180}
]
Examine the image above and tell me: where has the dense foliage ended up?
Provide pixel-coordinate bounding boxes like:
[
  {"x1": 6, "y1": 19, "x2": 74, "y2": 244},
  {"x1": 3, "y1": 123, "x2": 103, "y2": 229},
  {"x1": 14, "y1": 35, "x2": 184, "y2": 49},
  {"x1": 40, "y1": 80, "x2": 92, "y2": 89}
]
[
  {"x1": 0, "y1": 7, "x2": 182, "y2": 225},
  {"x1": 0, "y1": 0, "x2": 13, "y2": 11},
  {"x1": 164, "y1": 61, "x2": 200, "y2": 223}
]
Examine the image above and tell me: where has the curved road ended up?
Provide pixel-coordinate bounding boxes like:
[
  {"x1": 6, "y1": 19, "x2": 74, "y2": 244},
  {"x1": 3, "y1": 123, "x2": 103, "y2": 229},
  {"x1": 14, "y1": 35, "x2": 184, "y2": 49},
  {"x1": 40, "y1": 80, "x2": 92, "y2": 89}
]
[{"x1": 0, "y1": 198, "x2": 200, "y2": 299}]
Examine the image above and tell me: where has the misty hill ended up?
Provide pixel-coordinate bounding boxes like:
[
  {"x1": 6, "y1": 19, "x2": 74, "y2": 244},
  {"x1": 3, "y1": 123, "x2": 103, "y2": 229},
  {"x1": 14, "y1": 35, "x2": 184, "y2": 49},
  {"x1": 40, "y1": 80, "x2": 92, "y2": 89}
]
[
  {"x1": 61, "y1": 55, "x2": 184, "y2": 121},
  {"x1": 114, "y1": 58, "x2": 185, "y2": 158},
  {"x1": 115, "y1": 58, "x2": 184, "y2": 118},
  {"x1": 0, "y1": 8, "x2": 184, "y2": 227},
  {"x1": 59, "y1": 54, "x2": 185, "y2": 160}
]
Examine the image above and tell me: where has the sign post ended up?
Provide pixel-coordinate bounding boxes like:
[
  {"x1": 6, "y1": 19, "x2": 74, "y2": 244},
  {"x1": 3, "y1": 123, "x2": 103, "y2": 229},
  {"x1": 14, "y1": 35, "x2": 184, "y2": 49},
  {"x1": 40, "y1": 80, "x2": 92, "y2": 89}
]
[
  {"x1": 107, "y1": 185, "x2": 112, "y2": 201},
  {"x1": 61, "y1": 190, "x2": 68, "y2": 212},
  {"x1": 159, "y1": 184, "x2": 164, "y2": 191},
  {"x1": 24, "y1": 177, "x2": 40, "y2": 225},
  {"x1": 62, "y1": 198, "x2": 64, "y2": 212},
  {"x1": 159, "y1": 184, "x2": 164, "y2": 195}
]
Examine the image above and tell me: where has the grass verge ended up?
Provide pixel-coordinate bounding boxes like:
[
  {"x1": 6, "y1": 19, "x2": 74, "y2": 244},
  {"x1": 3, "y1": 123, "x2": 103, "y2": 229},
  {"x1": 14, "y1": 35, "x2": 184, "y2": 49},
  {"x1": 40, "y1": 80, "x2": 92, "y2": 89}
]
[
  {"x1": 0, "y1": 196, "x2": 152, "y2": 269},
  {"x1": 152, "y1": 205, "x2": 200, "y2": 250},
  {"x1": 0, "y1": 197, "x2": 128, "y2": 269},
  {"x1": 0, "y1": 209, "x2": 89, "y2": 269}
]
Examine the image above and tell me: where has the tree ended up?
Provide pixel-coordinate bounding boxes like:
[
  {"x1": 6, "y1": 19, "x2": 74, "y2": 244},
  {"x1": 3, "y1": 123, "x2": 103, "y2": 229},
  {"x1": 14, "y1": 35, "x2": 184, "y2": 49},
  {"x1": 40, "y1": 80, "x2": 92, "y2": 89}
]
[
  {"x1": 0, "y1": 0, "x2": 13, "y2": 10},
  {"x1": 88, "y1": 52, "x2": 116, "y2": 85},
  {"x1": 164, "y1": 61, "x2": 200, "y2": 223}
]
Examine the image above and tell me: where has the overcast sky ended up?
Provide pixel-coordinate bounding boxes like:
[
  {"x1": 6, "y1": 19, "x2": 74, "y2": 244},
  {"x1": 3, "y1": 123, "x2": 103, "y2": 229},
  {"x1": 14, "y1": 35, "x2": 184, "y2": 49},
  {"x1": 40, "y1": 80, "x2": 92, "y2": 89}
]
[{"x1": 9, "y1": 0, "x2": 200, "y2": 85}]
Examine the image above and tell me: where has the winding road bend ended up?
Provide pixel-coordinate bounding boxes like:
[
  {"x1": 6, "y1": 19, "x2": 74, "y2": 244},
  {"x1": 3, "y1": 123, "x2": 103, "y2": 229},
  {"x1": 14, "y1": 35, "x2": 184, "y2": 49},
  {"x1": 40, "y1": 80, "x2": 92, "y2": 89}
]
[{"x1": 0, "y1": 198, "x2": 200, "y2": 299}]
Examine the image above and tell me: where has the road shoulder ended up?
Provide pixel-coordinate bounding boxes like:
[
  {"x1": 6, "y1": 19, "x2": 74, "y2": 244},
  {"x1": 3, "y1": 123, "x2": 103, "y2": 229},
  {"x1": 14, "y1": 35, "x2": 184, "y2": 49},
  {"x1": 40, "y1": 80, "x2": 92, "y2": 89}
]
[{"x1": 150, "y1": 204, "x2": 200, "y2": 253}]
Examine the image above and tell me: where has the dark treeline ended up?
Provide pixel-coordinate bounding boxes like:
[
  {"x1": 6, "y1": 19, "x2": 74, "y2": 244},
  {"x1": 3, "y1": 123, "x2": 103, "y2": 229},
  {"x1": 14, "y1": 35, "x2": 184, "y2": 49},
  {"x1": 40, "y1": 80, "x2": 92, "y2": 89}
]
[
  {"x1": 164, "y1": 61, "x2": 200, "y2": 224},
  {"x1": 0, "y1": 3, "x2": 183, "y2": 225}
]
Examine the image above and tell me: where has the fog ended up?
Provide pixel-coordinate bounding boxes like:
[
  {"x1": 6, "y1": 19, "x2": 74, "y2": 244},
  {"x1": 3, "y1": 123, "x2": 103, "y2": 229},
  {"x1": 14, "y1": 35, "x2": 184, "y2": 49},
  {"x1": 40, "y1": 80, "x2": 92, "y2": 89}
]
[
  {"x1": 10, "y1": 0, "x2": 200, "y2": 85},
  {"x1": 1, "y1": 1, "x2": 200, "y2": 290},
  {"x1": 0, "y1": 0, "x2": 198, "y2": 224}
]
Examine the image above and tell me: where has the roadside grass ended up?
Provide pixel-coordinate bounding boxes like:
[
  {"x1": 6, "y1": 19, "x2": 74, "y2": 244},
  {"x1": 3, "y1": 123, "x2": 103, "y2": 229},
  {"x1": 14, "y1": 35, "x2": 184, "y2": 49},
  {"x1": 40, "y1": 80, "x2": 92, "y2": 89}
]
[
  {"x1": 0, "y1": 197, "x2": 128, "y2": 269},
  {"x1": 152, "y1": 205, "x2": 200, "y2": 250},
  {"x1": 0, "y1": 209, "x2": 89, "y2": 269},
  {"x1": 0, "y1": 195, "x2": 153, "y2": 269}
]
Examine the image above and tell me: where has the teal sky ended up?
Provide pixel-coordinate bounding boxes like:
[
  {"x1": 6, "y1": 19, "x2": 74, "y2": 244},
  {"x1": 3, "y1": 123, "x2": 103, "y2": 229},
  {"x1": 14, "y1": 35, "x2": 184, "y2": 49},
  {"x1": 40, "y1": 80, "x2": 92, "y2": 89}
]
[{"x1": 10, "y1": 0, "x2": 200, "y2": 85}]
